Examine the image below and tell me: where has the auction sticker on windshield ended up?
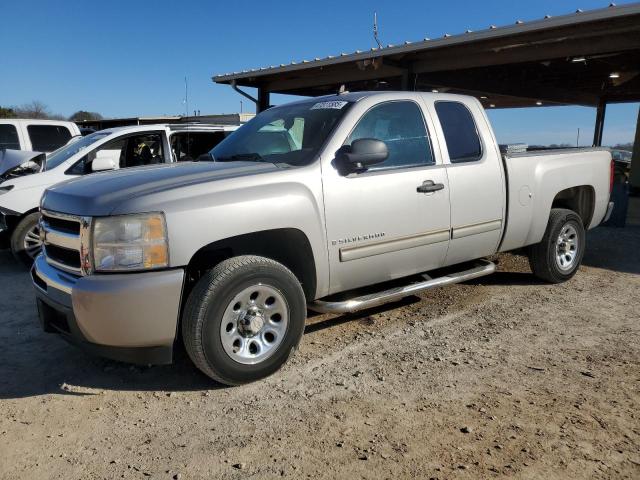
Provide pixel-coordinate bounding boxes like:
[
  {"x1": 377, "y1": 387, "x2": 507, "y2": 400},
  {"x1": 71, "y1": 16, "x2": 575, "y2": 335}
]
[{"x1": 311, "y1": 101, "x2": 348, "y2": 110}]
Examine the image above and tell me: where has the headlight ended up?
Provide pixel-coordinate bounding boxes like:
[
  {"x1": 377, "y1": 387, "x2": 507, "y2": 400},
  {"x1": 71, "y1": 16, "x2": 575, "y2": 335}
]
[{"x1": 92, "y1": 213, "x2": 169, "y2": 272}]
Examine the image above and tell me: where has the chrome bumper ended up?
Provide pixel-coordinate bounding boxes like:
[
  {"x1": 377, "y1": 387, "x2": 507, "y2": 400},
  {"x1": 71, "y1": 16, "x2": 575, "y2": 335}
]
[{"x1": 32, "y1": 254, "x2": 185, "y2": 361}]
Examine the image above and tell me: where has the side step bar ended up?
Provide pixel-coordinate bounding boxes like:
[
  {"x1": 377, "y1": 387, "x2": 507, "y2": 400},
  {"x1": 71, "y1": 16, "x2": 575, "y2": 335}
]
[{"x1": 309, "y1": 259, "x2": 496, "y2": 314}]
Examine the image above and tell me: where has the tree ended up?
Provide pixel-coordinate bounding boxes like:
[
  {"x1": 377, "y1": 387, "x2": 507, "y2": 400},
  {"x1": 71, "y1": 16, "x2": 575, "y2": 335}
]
[
  {"x1": 14, "y1": 100, "x2": 52, "y2": 119},
  {"x1": 68, "y1": 110, "x2": 103, "y2": 122},
  {"x1": 0, "y1": 106, "x2": 16, "y2": 118}
]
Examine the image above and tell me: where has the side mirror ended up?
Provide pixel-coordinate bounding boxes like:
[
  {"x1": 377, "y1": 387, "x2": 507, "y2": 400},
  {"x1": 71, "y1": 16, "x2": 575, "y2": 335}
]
[
  {"x1": 336, "y1": 138, "x2": 388, "y2": 173},
  {"x1": 91, "y1": 150, "x2": 118, "y2": 172}
]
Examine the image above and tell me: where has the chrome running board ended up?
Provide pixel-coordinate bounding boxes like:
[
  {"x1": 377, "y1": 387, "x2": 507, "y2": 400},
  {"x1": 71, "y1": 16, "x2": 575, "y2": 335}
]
[{"x1": 309, "y1": 259, "x2": 496, "y2": 314}]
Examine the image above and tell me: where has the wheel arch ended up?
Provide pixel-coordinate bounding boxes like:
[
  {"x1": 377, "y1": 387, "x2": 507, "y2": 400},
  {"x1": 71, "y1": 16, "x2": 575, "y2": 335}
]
[
  {"x1": 184, "y1": 228, "x2": 317, "y2": 303},
  {"x1": 4, "y1": 207, "x2": 39, "y2": 233},
  {"x1": 550, "y1": 185, "x2": 595, "y2": 229}
]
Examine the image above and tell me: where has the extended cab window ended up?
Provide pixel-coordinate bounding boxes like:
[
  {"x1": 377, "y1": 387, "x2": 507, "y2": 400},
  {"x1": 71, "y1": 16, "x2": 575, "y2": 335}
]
[
  {"x1": 0, "y1": 124, "x2": 20, "y2": 150},
  {"x1": 347, "y1": 101, "x2": 433, "y2": 170},
  {"x1": 435, "y1": 101, "x2": 482, "y2": 163},
  {"x1": 171, "y1": 131, "x2": 228, "y2": 162},
  {"x1": 27, "y1": 125, "x2": 72, "y2": 152}
]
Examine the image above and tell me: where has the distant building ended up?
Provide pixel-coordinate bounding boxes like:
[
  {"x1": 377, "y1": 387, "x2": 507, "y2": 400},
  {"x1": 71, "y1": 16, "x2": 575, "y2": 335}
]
[{"x1": 76, "y1": 113, "x2": 254, "y2": 131}]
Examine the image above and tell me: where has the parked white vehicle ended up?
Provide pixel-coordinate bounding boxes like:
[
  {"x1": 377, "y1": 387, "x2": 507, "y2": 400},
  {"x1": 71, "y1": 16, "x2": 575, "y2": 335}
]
[
  {"x1": 0, "y1": 119, "x2": 81, "y2": 153},
  {"x1": 0, "y1": 123, "x2": 237, "y2": 262}
]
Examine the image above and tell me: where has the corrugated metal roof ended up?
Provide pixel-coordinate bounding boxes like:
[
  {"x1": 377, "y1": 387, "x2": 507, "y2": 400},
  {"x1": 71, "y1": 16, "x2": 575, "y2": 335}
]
[{"x1": 213, "y1": 2, "x2": 639, "y2": 83}]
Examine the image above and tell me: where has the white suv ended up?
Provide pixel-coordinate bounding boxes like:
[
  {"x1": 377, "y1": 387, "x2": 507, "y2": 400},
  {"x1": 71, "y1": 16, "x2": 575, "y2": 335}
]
[{"x1": 0, "y1": 119, "x2": 81, "y2": 153}]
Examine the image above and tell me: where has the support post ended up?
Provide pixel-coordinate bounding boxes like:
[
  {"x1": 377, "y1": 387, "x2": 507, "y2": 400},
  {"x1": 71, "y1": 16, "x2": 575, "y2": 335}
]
[
  {"x1": 400, "y1": 69, "x2": 416, "y2": 91},
  {"x1": 257, "y1": 88, "x2": 270, "y2": 113},
  {"x1": 629, "y1": 105, "x2": 640, "y2": 192},
  {"x1": 593, "y1": 98, "x2": 607, "y2": 147},
  {"x1": 400, "y1": 70, "x2": 409, "y2": 90}
]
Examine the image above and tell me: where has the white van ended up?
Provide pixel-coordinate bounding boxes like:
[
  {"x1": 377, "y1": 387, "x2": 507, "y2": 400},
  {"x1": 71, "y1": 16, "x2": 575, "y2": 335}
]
[
  {"x1": 0, "y1": 119, "x2": 82, "y2": 153},
  {"x1": 0, "y1": 123, "x2": 237, "y2": 262}
]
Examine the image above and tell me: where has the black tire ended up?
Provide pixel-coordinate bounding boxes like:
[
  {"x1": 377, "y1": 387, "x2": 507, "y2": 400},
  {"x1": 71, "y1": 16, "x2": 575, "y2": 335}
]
[
  {"x1": 10, "y1": 212, "x2": 42, "y2": 266},
  {"x1": 528, "y1": 208, "x2": 585, "y2": 283},
  {"x1": 182, "y1": 255, "x2": 306, "y2": 385}
]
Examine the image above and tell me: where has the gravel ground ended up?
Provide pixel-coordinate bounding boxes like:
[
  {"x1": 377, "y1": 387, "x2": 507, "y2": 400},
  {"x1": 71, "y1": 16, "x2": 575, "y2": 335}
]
[{"x1": 0, "y1": 226, "x2": 639, "y2": 479}]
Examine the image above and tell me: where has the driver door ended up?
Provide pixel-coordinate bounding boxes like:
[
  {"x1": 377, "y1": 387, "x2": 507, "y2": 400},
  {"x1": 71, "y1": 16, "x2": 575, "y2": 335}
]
[{"x1": 322, "y1": 99, "x2": 451, "y2": 294}]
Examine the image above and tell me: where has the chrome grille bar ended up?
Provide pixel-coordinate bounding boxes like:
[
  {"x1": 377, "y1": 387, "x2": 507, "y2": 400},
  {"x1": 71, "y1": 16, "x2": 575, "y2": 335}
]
[
  {"x1": 40, "y1": 209, "x2": 92, "y2": 276},
  {"x1": 40, "y1": 223, "x2": 80, "y2": 250}
]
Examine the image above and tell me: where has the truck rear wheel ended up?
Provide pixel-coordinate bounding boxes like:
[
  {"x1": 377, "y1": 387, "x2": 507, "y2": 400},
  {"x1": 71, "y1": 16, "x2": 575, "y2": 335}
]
[
  {"x1": 10, "y1": 212, "x2": 42, "y2": 266},
  {"x1": 528, "y1": 208, "x2": 585, "y2": 283},
  {"x1": 182, "y1": 255, "x2": 306, "y2": 385}
]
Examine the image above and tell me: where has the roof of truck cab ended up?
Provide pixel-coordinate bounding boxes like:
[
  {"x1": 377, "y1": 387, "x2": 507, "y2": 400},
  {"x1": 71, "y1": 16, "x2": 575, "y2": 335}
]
[{"x1": 272, "y1": 90, "x2": 477, "y2": 107}]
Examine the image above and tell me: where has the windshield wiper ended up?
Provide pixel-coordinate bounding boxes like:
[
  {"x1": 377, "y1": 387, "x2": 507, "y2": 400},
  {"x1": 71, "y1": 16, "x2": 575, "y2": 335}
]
[{"x1": 216, "y1": 153, "x2": 266, "y2": 163}]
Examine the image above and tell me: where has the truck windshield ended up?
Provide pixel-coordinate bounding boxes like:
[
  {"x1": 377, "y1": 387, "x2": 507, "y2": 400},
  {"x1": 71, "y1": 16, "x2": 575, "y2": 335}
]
[
  {"x1": 45, "y1": 132, "x2": 110, "y2": 170},
  {"x1": 210, "y1": 100, "x2": 352, "y2": 167}
]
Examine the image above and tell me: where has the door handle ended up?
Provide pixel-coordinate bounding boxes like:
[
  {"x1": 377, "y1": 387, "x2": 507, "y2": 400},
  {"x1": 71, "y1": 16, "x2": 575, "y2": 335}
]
[{"x1": 416, "y1": 180, "x2": 445, "y2": 193}]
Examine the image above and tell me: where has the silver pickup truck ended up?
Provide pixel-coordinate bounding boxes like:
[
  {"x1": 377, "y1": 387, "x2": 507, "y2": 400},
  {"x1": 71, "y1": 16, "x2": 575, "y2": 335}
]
[{"x1": 31, "y1": 92, "x2": 614, "y2": 385}]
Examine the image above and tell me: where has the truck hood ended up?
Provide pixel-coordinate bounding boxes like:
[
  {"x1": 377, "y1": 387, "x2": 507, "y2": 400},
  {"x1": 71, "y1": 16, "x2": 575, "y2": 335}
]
[
  {"x1": 42, "y1": 161, "x2": 278, "y2": 216},
  {"x1": 0, "y1": 149, "x2": 45, "y2": 180}
]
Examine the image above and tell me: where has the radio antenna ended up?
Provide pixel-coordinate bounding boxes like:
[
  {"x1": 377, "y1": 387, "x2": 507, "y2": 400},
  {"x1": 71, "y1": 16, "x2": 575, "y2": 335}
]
[
  {"x1": 373, "y1": 12, "x2": 382, "y2": 48},
  {"x1": 183, "y1": 76, "x2": 189, "y2": 118}
]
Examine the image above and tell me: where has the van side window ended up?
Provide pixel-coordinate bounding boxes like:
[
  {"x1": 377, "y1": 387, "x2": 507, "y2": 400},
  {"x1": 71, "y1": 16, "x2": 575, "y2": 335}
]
[
  {"x1": 435, "y1": 101, "x2": 482, "y2": 163},
  {"x1": 27, "y1": 125, "x2": 72, "y2": 152},
  {"x1": 347, "y1": 101, "x2": 434, "y2": 170},
  {"x1": 0, "y1": 124, "x2": 20, "y2": 150}
]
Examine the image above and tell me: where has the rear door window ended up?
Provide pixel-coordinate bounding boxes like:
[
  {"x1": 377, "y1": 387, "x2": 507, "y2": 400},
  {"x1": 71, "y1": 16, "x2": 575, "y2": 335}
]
[
  {"x1": 434, "y1": 101, "x2": 482, "y2": 163},
  {"x1": 0, "y1": 124, "x2": 20, "y2": 150},
  {"x1": 27, "y1": 125, "x2": 72, "y2": 152},
  {"x1": 170, "y1": 131, "x2": 228, "y2": 161}
]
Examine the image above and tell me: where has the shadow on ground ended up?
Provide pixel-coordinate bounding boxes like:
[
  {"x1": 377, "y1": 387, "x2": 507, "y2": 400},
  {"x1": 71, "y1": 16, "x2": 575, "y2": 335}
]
[
  {"x1": 582, "y1": 226, "x2": 640, "y2": 275},
  {"x1": 1, "y1": 224, "x2": 637, "y2": 399}
]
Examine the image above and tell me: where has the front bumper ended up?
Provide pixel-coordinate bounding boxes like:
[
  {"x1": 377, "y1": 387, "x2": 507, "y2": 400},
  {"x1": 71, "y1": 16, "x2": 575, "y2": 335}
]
[{"x1": 31, "y1": 254, "x2": 185, "y2": 365}]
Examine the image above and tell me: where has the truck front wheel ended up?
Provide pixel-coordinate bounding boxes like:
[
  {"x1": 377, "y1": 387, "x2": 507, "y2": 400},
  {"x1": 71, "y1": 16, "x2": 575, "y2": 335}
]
[
  {"x1": 528, "y1": 208, "x2": 585, "y2": 283},
  {"x1": 181, "y1": 255, "x2": 307, "y2": 385}
]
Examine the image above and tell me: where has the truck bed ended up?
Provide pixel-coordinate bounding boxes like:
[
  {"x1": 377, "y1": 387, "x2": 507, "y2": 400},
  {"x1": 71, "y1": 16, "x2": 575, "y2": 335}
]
[{"x1": 498, "y1": 147, "x2": 611, "y2": 252}]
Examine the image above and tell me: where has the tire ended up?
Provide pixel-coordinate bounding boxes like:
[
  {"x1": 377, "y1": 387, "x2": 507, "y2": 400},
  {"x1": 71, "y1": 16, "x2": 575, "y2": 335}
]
[
  {"x1": 10, "y1": 212, "x2": 42, "y2": 266},
  {"x1": 182, "y1": 255, "x2": 306, "y2": 385},
  {"x1": 528, "y1": 208, "x2": 585, "y2": 283}
]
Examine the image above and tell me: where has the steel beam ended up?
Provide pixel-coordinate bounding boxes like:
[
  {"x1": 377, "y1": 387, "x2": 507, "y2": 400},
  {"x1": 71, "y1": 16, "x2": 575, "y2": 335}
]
[
  {"x1": 593, "y1": 99, "x2": 607, "y2": 147},
  {"x1": 629, "y1": 106, "x2": 640, "y2": 191}
]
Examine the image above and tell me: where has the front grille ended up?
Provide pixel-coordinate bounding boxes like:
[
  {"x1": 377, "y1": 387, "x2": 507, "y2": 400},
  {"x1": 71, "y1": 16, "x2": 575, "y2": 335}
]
[
  {"x1": 41, "y1": 210, "x2": 89, "y2": 275},
  {"x1": 44, "y1": 244, "x2": 81, "y2": 269},
  {"x1": 45, "y1": 216, "x2": 80, "y2": 235}
]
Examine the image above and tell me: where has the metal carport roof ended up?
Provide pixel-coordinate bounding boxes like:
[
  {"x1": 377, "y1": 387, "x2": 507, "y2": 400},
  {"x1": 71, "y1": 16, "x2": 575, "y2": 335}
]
[{"x1": 213, "y1": 3, "x2": 640, "y2": 110}]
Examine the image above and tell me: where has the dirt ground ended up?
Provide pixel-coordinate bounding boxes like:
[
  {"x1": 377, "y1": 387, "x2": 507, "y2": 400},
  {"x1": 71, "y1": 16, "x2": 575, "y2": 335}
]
[{"x1": 1, "y1": 226, "x2": 639, "y2": 480}]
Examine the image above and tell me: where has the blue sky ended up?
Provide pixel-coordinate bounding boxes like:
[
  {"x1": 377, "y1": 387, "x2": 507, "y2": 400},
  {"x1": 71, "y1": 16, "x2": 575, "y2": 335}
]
[{"x1": 1, "y1": 0, "x2": 637, "y2": 146}]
